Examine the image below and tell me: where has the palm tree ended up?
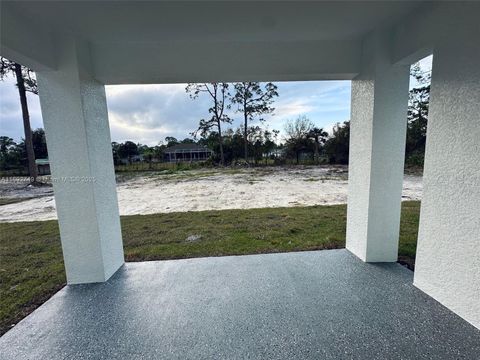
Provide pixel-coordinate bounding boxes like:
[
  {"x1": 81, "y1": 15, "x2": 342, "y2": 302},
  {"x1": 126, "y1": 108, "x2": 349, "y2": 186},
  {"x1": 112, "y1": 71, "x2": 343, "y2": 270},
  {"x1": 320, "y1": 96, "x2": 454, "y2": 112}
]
[{"x1": 308, "y1": 127, "x2": 328, "y2": 164}]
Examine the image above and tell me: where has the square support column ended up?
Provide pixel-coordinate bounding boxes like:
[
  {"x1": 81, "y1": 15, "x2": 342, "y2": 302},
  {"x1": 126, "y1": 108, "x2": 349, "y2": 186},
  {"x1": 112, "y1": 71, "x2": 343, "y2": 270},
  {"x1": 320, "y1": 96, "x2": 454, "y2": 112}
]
[
  {"x1": 414, "y1": 35, "x2": 480, "y2": 329},
  {"x1": 346, "y1": 31, "x2": 410, "y2": 262},
  {"x1": 37, "y1": 39, "x2": 124, "y2": 284}
]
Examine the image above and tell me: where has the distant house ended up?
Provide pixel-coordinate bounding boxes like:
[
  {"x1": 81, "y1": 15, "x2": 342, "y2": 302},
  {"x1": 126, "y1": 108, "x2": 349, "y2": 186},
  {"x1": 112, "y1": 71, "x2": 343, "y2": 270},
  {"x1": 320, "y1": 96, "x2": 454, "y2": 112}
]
[
  {"x1": 119, "y1": 154, "x2": 144, "y2": 165},
  {"x1": 164, "y1": 143, "x2": 213, "y2": 163},
  {"x1": 35, "y1": 158, "x2": 50, "y2": 175}
]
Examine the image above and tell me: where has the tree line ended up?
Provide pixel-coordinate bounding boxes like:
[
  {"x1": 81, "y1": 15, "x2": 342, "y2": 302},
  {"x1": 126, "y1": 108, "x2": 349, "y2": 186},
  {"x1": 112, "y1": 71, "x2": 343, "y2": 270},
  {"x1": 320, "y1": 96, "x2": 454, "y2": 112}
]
[
  {"x1": 109, "y1": 69, "x2": 429, "y2": 168},
  {"x1": 0, "y1": 129, "x2": 48, "y2": 172},
  {"x1": 184, "y1": 81, "x2": 349, "y2": 166},
  {"x1": 108, "y1": 118, "x2": 349, "y2": 167},
  {"x1": 0, "y1": 57, "x2": 430, "y2": 177}
]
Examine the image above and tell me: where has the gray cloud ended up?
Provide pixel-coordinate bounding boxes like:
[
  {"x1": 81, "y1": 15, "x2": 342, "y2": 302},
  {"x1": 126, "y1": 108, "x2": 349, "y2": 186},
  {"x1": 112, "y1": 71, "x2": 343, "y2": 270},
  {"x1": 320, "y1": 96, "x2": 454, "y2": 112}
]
[{"x1": 106, "y1": 84, "x2": 209, "y2": 144}]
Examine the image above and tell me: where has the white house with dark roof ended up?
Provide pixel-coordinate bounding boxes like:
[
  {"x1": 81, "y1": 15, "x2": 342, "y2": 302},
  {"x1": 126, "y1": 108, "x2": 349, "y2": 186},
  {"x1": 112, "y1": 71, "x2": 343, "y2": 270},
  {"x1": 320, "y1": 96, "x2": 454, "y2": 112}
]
[{"x1": 164, "y1": 143, "x2": 213, "y2": 163}]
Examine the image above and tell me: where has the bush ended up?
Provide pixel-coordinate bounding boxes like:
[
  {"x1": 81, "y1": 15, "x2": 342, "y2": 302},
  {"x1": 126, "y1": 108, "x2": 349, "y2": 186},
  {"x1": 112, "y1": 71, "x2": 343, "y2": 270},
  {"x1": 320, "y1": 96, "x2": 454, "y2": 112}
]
[{"x1": 405, "y1": 153, "x2": 424, "y2": 167}]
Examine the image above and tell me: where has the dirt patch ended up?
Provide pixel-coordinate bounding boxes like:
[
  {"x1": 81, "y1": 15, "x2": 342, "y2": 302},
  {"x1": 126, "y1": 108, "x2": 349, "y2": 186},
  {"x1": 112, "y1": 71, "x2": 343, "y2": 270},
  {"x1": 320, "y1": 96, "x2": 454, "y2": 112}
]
[{"x1": 0, "y1": 166, "x2": 422, "y2": 223}]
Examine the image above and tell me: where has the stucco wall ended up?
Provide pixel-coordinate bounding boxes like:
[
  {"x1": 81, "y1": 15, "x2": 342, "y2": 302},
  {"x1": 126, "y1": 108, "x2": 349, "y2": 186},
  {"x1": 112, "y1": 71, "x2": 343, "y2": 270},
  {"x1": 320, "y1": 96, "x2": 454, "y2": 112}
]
[{"x1": 414, "y1": 32, "x2": 480, "y2": 328}]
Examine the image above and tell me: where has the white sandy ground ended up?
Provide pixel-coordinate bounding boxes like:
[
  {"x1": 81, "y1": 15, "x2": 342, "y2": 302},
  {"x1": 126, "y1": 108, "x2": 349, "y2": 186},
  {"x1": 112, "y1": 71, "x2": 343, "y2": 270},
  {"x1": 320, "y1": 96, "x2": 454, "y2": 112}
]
[{"x1": 0, "y1": 166, "x2": 422, "y2": 223}]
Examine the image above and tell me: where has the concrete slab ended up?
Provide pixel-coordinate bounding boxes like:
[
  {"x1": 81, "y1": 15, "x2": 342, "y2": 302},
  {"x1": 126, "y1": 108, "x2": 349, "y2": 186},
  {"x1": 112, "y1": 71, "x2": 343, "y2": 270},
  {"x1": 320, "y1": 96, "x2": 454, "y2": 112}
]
[{"x1": 0, "y1": 249, "x2": 479, "y2": 359}]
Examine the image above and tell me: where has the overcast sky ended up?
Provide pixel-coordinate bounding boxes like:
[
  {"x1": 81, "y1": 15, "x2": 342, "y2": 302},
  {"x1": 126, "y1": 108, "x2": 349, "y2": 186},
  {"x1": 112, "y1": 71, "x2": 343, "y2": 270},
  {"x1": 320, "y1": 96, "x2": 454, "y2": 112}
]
[
  {"x1": 0, "y1": 56, "x2": 431, "y2": 146},
  {"x1": 0, "y1": 79, "x2": 351, "y2": 146}
]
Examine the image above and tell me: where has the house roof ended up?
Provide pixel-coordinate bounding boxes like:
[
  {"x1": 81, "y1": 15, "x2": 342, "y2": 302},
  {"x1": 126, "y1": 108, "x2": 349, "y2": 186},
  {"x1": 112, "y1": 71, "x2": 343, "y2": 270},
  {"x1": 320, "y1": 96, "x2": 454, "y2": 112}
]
[{"x1": 164, "y1": 143, "x2": 212, "y2": 153}]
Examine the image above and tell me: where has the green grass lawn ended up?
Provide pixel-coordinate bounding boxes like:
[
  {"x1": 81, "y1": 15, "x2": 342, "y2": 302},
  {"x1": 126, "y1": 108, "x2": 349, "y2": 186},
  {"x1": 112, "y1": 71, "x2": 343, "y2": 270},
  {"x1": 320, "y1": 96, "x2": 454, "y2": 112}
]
[{"x1": 0, "y1": 201, "x2": 420, "y2": 335}]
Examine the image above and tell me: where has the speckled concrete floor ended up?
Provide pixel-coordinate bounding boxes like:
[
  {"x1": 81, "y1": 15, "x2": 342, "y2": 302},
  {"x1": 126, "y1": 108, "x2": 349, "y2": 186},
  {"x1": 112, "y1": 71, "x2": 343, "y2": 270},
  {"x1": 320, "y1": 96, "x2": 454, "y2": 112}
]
[{"x1": 1, "y1": 249, "x2": 479, "y2": 359}]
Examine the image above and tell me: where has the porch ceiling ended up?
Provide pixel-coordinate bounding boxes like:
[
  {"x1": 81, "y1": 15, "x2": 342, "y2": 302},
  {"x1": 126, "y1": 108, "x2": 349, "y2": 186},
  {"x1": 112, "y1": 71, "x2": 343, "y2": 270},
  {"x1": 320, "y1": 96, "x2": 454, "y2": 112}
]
[
  {"x1": 5, "y1": 1, "x2": 420, "y2": 43},
  {"x1": 1, "y1": 1, "x2": 424, "y2": 83},
  {"x1": 1, "y1": 250, "x2": 478, "y2": 359}
]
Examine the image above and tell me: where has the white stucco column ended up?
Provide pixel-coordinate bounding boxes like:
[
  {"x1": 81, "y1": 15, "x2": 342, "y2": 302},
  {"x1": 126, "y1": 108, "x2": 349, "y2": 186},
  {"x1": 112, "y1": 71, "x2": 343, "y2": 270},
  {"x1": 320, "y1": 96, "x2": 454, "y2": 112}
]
[
  {"x1": 346, "y1": 31, "x2": 410, "y2": 262},
  {"x1": 414, "y1": 35, "x2": 480, "y2": 328},
  {"x1": 37, "y1": 39, "x2": 124, "y2": 284}
]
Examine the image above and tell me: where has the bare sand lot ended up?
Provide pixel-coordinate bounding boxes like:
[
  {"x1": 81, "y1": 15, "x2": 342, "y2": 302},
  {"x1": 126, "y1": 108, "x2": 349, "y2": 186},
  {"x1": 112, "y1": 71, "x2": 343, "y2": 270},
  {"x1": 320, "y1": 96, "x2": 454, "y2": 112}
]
[{"x1": 0, "y1": 166, "x2": 422, "y2": 223}]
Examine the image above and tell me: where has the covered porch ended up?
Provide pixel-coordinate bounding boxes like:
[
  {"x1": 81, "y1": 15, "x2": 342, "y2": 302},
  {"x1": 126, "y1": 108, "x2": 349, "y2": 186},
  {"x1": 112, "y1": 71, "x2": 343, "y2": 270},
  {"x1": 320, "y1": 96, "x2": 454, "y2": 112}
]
[
  {"x1": 1, "y1": 0, "x2": 479, "y2": 356},
  {"x1": 1, "y1": 250, "x2": 479, "y2": 359}
]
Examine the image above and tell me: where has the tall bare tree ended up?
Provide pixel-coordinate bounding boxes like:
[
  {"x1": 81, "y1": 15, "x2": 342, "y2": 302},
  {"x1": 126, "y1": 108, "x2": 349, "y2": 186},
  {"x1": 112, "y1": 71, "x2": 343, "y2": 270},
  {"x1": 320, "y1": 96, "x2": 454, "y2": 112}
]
[
  {"x1": 231, "y1": 82, "x2": 278, "y2": 163},
  {"x1": 186, "y1": 83, "x2": 231, "y2": 166},
  {"x1": 0, "y1": 57, "x2": 38, "y2": 182}
]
